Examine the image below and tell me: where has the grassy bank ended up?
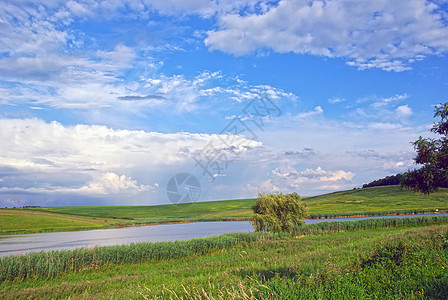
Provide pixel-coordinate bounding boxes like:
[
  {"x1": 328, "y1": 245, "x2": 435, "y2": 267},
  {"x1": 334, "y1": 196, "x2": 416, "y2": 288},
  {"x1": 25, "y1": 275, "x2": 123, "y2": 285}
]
[
  {"x1": 3, "y1": 186, "x2": 448, "y2": 234},
  {"x1": 1, "y1": 219, "x2": 448, "y2": 299}
]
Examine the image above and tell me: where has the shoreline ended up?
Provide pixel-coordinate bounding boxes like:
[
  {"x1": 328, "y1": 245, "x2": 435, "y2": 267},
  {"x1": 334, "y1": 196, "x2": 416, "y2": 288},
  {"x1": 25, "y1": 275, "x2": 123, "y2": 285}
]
[{"x1": 1, "y1": 210, "x2": 446, "y2": 235}]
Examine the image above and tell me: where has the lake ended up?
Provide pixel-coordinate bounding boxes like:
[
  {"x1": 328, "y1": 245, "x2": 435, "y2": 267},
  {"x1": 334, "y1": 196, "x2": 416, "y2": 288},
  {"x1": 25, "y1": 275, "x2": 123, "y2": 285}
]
[{"x1": 0, "y1": 213, "x2": 446, "y2": 257}]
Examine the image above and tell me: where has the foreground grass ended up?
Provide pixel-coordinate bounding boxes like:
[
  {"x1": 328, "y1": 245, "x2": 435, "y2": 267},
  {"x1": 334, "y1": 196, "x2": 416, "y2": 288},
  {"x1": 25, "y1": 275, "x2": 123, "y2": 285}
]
[
  {"x1": 3, "y1": 186, "x2": 448, "y2": 234},
  {"x1": 1, "y1": 221, "x2": 447, "y2": 299}
]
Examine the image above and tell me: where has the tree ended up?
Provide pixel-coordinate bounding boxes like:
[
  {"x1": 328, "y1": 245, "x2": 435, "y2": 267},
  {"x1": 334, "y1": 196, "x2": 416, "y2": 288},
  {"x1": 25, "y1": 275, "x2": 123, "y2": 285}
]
[
  {"x1": 362, "y1": 173, "x2": 402, "y2": 188},
  {"x1": 401, "y1": 102, "x2": 448, "y2": 194},
  {"x1": 251, "y1": 192, "x2": 308, "y2": 233}
]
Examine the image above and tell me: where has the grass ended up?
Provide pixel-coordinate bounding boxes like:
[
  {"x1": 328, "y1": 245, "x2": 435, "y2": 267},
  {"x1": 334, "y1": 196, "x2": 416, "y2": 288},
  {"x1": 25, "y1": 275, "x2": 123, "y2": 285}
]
[
  {"x1": 1, "y1": 220, "x2": 448, "y2": 299},
  {"x1": 304, "y1": 185, "x2": 448, "y2": 214},
  {"x1": 0, "y1": 210, "x2": 115, "y2": 234},
  {"x1": 3, "y1": 185, "x2": 448, "y2": 234},
  {"x1": 28, "y1": 198, "x2": 255, "y2": 222},
  {"x1": 2, "y1": 215, "x2": 448, "y2": 282}
]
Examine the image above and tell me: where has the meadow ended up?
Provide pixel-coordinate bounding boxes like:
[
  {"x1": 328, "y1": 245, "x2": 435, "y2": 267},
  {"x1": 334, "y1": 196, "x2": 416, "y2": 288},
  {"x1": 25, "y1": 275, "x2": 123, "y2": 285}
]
[
  {"x1": 3, "y1": 186, "x2": 447, "y2": 234},
  {"x1": 304, "y1": 185, "x2": 448, "y2": 215},
  {"x1": 0, "y1": 209, "x2": 114, "y2": 234},
  {"x1": 1, "y1": 217, "x2": 448, "y2": 299}
]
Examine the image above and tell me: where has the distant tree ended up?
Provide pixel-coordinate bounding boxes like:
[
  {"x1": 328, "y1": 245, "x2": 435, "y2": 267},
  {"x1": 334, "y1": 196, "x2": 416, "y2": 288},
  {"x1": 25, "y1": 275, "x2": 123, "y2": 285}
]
[
  {"x1": 362, "y1": 174, "x2": 402, "y2": 188},
  {"x1": 251, "y1": 192, "x2": 308, "y2": 233},
  {"x1": 401, "y1": 102, "x2": 448, "y2": 194}
]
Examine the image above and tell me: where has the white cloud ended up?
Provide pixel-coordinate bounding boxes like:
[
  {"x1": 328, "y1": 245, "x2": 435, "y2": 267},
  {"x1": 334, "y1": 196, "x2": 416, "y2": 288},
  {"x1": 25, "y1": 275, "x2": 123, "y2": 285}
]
[
  {"x1": 247, "y1": 179, "x2": 280, "y2": 194},
  {"x1": 328, "y1": 97, "x2": 345, "y2": 104},
  {"x1": 137, "y1": 72, "x2": 295, "y2": 113},
  {"x1": 371, "y1": 93, "x2": 409, "y2": 108},
  {"x1": 77, "y1": 172, "x2": 154, "y2": 195},
  {"x1": 350, "y1": 94, "x2": 413, "y2": 124},
  {"x1": 142, "y1": 0, "x2": 264, "y2": 17},
  {"x1": 0, "y1": 118, "x2": 261, "y2": 199},
  {"x1": 66, "y1": 1, "x2": 91, "y2": 17},
  {"x1": 272, "y1": 166, "x2": 354, "y2": 187},
  {"x1": 383, "y1": 93, "x2": 409, "y2": 103},
  {"x1": 295, "y1": 106, "x2": 324, "y2": 120},
  {"x1": 0, "y1": 172, "x2": 155, "y2": 195},
  {"x1": 247, "y1": 165, "x2": 355, "y2": 195},
  {"x1": 0, "y1": 1, "x2": 300, "y2": 114},
  {"x1": 205, "y1": 0, "x2": 448, "y2": 71},
  {"x1": 396, "y1": 104, "x2": 413, "y2": 118}
]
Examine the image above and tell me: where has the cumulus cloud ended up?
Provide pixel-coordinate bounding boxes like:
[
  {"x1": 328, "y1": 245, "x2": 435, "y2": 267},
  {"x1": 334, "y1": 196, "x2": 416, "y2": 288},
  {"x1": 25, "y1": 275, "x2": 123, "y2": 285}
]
[
  {"x1": 272, "y1": 166, "x2": 354, "y2": 187},
  {"x1": 0, "y1": 118, "x2": 261, "y2": 200},
  {"x1": 247, "y1": 179, "x2": 280, "y2": 194},
  {"x1": 396, "y1": 104, "x2": 413, "y2": 119},
  {"x1": 0, "y1": 172, "x2": 155, "y2": 195},
  {"x1": 77, "y1": 172, "x2": 154, "y2": 195},
  {"x1": 247, "y1": 165, "x2": 355, "y2": 195},
  {"x1": 205, "y1": 0, "x2": 448, "y2": 71}
]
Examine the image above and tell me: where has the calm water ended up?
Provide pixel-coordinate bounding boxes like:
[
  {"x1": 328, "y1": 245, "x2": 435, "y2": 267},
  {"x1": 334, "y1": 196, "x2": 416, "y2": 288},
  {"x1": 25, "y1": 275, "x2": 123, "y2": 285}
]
[{"x1": 0, "y1": 213, "x2": 446, "y2": 257}]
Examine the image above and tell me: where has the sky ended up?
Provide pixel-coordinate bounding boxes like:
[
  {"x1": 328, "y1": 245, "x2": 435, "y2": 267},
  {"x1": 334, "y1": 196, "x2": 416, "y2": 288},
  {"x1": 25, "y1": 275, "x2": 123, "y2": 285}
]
[{"x1": 1, "y1": 0, "x2": 448, "y2": 207}]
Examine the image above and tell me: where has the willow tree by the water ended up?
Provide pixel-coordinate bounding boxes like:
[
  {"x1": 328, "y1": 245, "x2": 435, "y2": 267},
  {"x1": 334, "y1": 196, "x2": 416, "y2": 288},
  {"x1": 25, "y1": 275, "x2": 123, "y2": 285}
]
[{"x1": 251, "y1": 192, "x2": 308, "y2": 233}]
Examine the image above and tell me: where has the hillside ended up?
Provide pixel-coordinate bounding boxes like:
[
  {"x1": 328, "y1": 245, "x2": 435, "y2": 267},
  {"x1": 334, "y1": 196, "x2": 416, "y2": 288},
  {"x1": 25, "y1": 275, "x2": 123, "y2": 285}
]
[{"x1": 304, "y1": 185, "x2": 448, "y2": 215}]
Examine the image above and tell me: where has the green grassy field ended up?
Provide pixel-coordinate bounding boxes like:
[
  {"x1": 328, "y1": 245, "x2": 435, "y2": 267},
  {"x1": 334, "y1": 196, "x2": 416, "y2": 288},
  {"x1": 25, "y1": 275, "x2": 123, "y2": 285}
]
[
  {"x1": 304, "y1": 185, "x2": 448, "y2": 214},
  {"x1": 0, "y1": 210, "x2": 115, "y2": 234},
  {"x1": 2, "y1": 185, "x2": 448, "y2": 234},
  {"x1": 33, "y1": 197, "x2": 255, "y2": 221},
  {"x1": 1, "y1": 221, "x2": 447, "y2": 299}
]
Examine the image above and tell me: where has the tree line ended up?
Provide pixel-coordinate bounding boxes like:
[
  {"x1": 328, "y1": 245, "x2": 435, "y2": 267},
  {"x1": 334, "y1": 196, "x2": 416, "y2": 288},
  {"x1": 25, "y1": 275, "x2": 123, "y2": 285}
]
[{"x1": 363, "y1": 102, "x2": 448, "y2": 193}]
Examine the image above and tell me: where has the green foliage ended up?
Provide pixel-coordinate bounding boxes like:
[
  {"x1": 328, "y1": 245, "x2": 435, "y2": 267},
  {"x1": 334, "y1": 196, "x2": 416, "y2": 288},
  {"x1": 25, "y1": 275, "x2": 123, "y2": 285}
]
[
  {"x1": 251, "y1": 192, "x2": 308, "y2": 233},
  {"x1": 402, "y1": 102, "x2": 448, "y2": 194},
  {"x1": 362, "y1": 173, "x2": 402, "y2": 188}
]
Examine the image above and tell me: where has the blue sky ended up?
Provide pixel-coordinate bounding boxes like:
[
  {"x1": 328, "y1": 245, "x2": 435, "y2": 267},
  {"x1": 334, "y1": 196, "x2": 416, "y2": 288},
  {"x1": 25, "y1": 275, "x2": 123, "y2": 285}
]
[{"x1": 1, "y1": 0, "x2": 448, "y2": 206}]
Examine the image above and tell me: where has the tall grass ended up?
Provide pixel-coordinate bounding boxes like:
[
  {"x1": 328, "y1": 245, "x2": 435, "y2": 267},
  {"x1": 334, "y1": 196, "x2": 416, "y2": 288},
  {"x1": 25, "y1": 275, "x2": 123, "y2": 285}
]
[
  {"x1": 295, "y1": 215, "x2": 448, "y2": 235},
  {"x1": 0, "y1": 232, "x2": 276, "y2": 282}
]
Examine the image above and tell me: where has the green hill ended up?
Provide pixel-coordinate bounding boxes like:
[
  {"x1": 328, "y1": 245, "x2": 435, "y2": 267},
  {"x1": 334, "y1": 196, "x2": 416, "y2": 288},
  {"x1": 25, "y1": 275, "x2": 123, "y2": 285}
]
[{"x1": 304, "y1": 185, "x2": 448, "y2": 216}]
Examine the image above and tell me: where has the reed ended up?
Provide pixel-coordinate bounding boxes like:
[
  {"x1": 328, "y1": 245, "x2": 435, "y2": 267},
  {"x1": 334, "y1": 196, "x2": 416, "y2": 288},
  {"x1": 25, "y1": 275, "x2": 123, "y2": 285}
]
[
  {"x1": 0, "y1": 232, "x2": 276, "y2": 282},
  {"x1": 308, "y1": 208, "x2": 447, "y2": 219},
  {"x1": 295, "y1": 215, "x2": 448, "y2": 235}
]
